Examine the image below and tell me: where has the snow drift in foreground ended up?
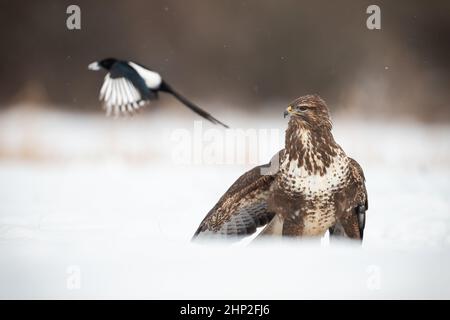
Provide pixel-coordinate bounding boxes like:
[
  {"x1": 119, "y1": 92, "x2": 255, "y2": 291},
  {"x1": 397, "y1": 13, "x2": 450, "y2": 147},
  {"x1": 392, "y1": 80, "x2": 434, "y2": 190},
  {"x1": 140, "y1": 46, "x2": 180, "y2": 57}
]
[{"x1": 0, "y1": 106, "x2": 449, "y2": 299}]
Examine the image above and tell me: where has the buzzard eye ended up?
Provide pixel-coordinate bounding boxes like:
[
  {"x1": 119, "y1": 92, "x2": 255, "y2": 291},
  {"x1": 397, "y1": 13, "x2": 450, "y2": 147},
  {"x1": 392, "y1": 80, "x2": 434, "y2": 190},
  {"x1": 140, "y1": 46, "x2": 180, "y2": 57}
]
[{"x1": 298, "y1": 106, "x2": 308, "y2": 111}]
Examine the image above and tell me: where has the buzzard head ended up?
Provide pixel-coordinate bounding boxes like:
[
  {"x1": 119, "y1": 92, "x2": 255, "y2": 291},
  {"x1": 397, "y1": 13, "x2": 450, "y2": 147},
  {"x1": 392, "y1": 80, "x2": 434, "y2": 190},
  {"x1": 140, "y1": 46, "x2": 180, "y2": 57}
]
[{"x1": 284, "y1": 94, "x2": 332, "y2": 130}]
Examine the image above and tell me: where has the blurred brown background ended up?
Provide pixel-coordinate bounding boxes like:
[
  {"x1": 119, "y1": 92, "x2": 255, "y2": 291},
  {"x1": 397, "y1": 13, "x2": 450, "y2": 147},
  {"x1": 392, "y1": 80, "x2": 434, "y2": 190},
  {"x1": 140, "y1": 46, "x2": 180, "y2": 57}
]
[{"x1": 0, "y1": 0, "x2": 449, "y2": 120}]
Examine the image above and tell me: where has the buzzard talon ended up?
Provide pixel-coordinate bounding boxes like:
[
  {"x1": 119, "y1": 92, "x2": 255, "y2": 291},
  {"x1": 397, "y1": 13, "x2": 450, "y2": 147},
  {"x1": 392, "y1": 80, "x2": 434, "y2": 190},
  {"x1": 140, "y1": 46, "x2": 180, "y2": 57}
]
[{"x1": 329, "y1": 223, "x2": 346, "y2": 238}]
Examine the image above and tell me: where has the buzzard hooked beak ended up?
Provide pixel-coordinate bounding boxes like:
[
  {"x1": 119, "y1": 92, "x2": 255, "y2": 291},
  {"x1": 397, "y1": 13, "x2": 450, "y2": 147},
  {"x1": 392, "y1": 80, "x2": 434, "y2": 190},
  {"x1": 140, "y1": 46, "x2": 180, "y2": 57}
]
[{"x1": 284, "y1": 105, "x2": 293, "y2": 118}]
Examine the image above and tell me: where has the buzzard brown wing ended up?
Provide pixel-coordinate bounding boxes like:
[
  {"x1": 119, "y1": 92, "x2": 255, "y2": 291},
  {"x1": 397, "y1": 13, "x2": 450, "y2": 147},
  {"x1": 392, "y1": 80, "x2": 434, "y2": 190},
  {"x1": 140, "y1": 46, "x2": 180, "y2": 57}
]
[
  {"x1": 192, "y1": 151, "x2": 283, "y2": 239},
  {"x1": 332, "y1": 157, "x2": 368, "y2": 240}
]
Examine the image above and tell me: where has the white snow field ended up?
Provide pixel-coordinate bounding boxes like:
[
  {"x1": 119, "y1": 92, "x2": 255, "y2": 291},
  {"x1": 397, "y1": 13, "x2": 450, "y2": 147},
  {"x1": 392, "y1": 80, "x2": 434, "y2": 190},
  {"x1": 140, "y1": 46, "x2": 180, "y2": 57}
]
[{"x1": 0, "y1": 105, "x2": 450, "y2": 299}]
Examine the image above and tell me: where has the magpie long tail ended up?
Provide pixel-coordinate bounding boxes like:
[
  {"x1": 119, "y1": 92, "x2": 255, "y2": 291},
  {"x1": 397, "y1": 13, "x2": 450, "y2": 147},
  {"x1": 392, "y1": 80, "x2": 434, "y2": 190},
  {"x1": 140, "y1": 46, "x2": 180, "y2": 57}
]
[{"x1": 160, "y1": 81, "x2": 229, "y2": 128}]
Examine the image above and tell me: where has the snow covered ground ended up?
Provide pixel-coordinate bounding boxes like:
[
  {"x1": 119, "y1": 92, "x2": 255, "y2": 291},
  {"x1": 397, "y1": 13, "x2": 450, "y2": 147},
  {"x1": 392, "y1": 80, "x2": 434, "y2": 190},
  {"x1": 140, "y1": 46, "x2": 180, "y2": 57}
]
[{"x1": 0, "y1": 105, "x2": 450, "y2": 299}]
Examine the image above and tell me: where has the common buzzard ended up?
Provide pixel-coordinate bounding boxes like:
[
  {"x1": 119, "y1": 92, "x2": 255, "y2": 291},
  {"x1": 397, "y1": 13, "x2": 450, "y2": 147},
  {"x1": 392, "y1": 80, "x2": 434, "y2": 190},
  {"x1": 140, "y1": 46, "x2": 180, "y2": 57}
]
[{"x1": 193, "y1": 95, "x2": 367, "y2": 241}]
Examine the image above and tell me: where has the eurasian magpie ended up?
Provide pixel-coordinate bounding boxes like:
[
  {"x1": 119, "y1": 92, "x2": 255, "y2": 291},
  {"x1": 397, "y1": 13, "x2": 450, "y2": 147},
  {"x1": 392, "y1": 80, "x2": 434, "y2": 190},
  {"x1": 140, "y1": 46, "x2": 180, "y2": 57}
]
[{"x1": 88, "y1": 58, "x2": 228, "y2": 127}]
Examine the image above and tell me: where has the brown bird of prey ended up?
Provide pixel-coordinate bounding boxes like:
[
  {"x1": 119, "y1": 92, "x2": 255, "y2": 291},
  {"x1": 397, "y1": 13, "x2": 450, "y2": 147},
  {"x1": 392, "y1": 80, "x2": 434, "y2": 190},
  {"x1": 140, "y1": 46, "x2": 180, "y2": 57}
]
[{"x1": 193, "y1": 95, "x2": 367, "y2": 241}]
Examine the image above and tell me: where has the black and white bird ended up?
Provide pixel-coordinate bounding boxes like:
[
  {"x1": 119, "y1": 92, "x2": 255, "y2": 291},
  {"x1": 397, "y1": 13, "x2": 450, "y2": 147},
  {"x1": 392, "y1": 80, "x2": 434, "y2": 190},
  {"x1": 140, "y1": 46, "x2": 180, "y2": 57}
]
[{"x1": 88, "y1": 58, "x2": 228, "y2": 127}]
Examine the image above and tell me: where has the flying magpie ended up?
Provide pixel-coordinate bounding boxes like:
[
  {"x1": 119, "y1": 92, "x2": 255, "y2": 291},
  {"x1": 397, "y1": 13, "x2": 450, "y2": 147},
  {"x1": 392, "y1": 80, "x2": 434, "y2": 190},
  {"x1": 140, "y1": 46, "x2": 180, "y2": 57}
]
[{"x1": 88, "y1": 58, "x2": 228, "y2": 127}]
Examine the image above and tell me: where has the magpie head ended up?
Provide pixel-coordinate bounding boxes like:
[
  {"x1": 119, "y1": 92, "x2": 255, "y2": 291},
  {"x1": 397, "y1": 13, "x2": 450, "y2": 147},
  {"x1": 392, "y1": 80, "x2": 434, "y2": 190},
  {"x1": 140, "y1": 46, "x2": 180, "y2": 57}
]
[{"x1": 88, "y1": 58, "x2": 117, "y2": 71}]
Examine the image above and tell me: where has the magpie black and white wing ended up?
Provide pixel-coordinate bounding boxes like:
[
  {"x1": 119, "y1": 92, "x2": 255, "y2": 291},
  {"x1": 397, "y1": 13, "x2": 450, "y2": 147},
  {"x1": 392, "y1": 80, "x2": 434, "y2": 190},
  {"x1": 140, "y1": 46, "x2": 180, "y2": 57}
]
[
  {"x1": 192, "y1": 151, "x2": 283, "y2": 240},
  {"x1": 99, "y1": 62, "x2": 157, "y2": 116}
]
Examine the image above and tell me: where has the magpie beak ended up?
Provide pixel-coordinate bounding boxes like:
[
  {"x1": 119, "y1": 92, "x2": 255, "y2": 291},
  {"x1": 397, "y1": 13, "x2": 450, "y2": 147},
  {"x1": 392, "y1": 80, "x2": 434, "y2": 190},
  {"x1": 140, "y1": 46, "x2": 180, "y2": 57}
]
[{"x1": 88, "y1": 62, "x2": 101, "y2": 71}]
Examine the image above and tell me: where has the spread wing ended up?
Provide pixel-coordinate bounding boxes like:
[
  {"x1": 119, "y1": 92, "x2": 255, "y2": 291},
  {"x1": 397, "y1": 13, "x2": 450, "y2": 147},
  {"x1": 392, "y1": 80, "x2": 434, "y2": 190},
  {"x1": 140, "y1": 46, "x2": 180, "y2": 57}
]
[
  {"x1": 99, "y1": 62, "x2": 157, "y2": 116},
  {"x1": 192, "y1": 151, "x2": 283, "y2": 240},
  {"x1": 332, "y1": 157, "x2": 368, "y2": 240}
]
